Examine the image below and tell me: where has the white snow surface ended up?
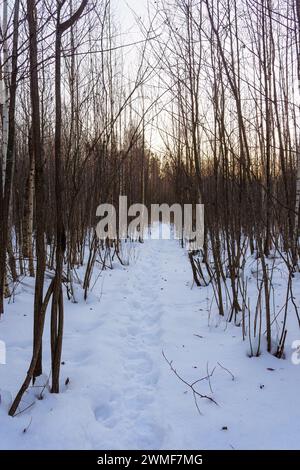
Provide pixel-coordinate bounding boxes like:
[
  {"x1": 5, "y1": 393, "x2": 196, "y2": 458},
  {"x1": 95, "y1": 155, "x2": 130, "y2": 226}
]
[{"x1": 0, "y1": 232, "x2": 300, "y2": 449}]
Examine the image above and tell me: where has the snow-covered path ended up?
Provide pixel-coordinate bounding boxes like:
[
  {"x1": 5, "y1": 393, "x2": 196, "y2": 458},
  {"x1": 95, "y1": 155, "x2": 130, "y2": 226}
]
[
  {"x1": 1, "y1": 237, "x2": 300, "y2": 449},
  {"x1": 99, "y1": 241, "x2": 167, "y2": 449}
]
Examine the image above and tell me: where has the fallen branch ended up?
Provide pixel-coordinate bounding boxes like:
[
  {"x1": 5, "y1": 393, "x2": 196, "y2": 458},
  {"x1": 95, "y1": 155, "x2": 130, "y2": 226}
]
[{"x1": 162, "y1": 350, "x2": 218, "y2": 415}]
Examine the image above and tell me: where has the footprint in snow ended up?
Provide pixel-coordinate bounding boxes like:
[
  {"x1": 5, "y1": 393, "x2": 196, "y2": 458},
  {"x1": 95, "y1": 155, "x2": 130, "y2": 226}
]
[
  {"x1": 125, "y1": 351, "x2": 153, "y2": 374},
  {"x1": 134, "y1": 420, "x2": 165, "y2": 449},
  {"x1": 131, "y1": 300, "x2": 142, "y2": 310},
  {"x1": 94, "y1": 403, "x2": 113, "y2": 420},
  {"x1": 126, "y1": 392, "x2": 154, "y2": 411},
  {"x1": 94, "y1": 404, "x2": 118, "y2": 429},
  {"x1": 126, "y1": 324, "x2": 140, "y2": 336},
  {"x1": 143, "y1": 310, "x2": 163, "y2": 326}
]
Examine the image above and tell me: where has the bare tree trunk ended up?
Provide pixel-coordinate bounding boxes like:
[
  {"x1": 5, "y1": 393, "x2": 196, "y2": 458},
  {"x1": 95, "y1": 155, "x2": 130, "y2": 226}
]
[
  {"x1": 23, "y1": 128, "x2": 35, "y2": 277},
  {"x1": 0, "y1": 0, "x2": 9, "y2": 312},
  {"x1": 51, "y1": 0, "x2": 88, "y2": 393},
  {"x1": 27, "y1": 0, "x2": 46, "y2": 379},
  {"x1": 0, "y1": 0, "x2": 20, "y2": 311},
  {"x1": 293, "y1": 0, "x2": 300, "y2": 266},
  {"x1": 1, "y1": 0, "x2": 8, "y2": 195}
]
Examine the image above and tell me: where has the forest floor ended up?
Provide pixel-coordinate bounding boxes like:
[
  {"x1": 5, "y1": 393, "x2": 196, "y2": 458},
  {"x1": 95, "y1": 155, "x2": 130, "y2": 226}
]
[{"x1": 0, "y1": 229, "x2": 300, "y2": 449}]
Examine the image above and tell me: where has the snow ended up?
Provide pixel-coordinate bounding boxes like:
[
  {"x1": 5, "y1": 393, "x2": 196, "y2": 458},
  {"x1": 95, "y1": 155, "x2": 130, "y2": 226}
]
[{"x1": 0, "y1": 229, "x2": 300, "y2": 449}]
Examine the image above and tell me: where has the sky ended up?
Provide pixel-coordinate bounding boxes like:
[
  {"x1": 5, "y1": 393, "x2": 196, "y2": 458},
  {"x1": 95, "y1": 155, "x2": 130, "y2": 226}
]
[
  {"x1": 117, "y1": 0, "x2": 149, "y2": 31},
  {"x1": 112, "y1": 0, "x2": 166, "y2": 154},
  {"x1": 115, "y1": 0, "x2": 149, "y2": 49}
]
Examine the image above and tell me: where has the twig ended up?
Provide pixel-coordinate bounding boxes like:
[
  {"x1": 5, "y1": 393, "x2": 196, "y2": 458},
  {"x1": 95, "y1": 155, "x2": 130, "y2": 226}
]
[
  {"x1": 206, "y1": 362, "x2": 215, "y2": 394},
  {"x1": 217, "y1": 362, "x2": 235, "y2": 381},
  {"x1": 23, "y1": 417, "x2": 33, "y2": 433},
  {"x1": 38, "y1": 371, "x2": 51, "y2": 400},
  {"x1": 13, "y1": 401, "x2": 35, "y2": 417},
  {"x1": 162, "y1": 350, "x2": 218, "y2": 411},
  {"x1": 191, "y1": 365, "x2": 216, "y2": 389}
]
